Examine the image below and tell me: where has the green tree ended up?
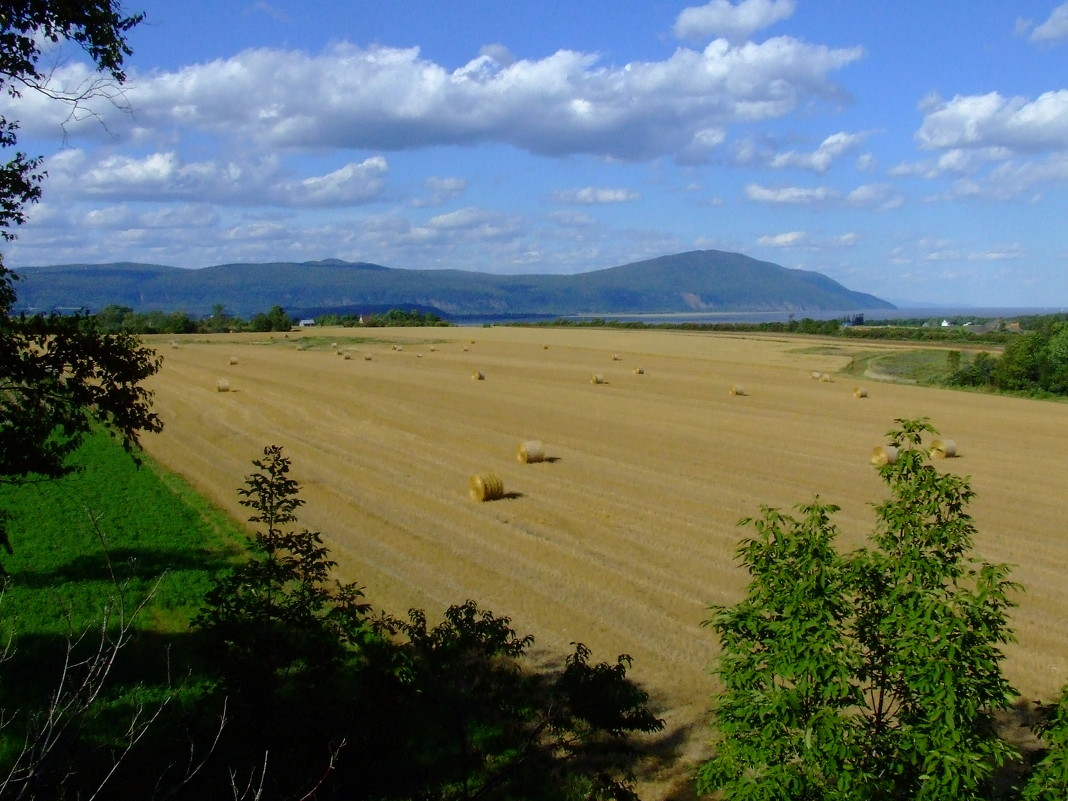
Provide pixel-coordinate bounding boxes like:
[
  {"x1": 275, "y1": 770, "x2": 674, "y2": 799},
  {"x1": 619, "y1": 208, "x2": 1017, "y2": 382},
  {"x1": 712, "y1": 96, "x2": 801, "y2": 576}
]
[
  {"x1": 202, "y1": 302, "x2": 236, "y2": 333},
  {"x1": 1022, "y1": 686, "x2": 1068, "y2": 800},
  {"x1": 946, "y1": 349, "x2": 961, "y2": 373},
  {"x1": 994, "y1": 334, "x2": 1043, "y2": 391},
  {"x1": 193, "y1": 447, "x2": 662, "y2": 800},
  {"x1": 0, "y1": 2, "x2": 159, "y2": 561},
  {"x1": 698, "y1": 500, "x2": 861, "y2": 799},
  {"x1": 699, "y1": 418, "x2": 1019, "y2": 801},
  {"x1": 373, "y1": 602, "x2": 664, "y2": 801},
  {"x1": 192, "y1": 445, "x2": 374, "y2": 799},
  {"x1": 194, "y1": 445, "x2": 371, "y2": 693}
]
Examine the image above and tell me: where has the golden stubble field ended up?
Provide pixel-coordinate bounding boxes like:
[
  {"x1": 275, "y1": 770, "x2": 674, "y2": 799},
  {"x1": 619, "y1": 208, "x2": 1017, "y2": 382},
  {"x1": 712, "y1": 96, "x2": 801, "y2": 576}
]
[{"x1": 142, "y1": 326, "x2": 1068, "y2": 792}]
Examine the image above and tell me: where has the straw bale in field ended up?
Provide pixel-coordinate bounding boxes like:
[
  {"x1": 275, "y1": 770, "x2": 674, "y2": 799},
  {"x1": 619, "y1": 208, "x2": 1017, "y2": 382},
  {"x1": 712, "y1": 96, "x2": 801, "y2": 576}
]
[
  {"x1": 462, "y1": 346, "x2": 469, "y2": 352},
  {"x1": 343, "y1": 353, "x2": 352, "y2": 360},
  {"x1": 472, "y1": 370, "x2": 485, "y2": 380},
  {"x1": 930, "y1": 438, "x2": 957, "y2": 458},
  {"x1": 591, "y1": 374, "x2": 605, "y2": 384},
  {"x1": 612, "y1": 354, "x2": 622, "y2": 361},
  {"x1": 215, "y1": 379, "x2": 230, "y2": 392},
  {"x1": 469, "y1": 472, "x2": 504, "y2": 502},
  {"x1": 853, "y1": 387, "x2": 868, "y2": 398},
  {"x1": 811, "y1": 370, "x2": 821, "y2": 380},
  {"x1": 633, "y1": 367, "x2": 644, "y2": 375},
  {"x1": 517, "y1": 440, "x2": 545, "y2": 464},
  {"x1": 363, "y1": 354, "x2": 373, "y2": 361},
  {"x1": 229, "y1": 356, "x2": 239, "y2": 365},
  {"x1": 729, "y1": 385, "x2": 746, "y2": 396},
  {"x1": 820, "y1": 373, "x2": 834, "y2": 383},
  {"x1": 331, "y1": 342, "x2": 338, "y2": 350},
  {"x1": 871, "y1": 445, "x2": 898, "y2": 466}
]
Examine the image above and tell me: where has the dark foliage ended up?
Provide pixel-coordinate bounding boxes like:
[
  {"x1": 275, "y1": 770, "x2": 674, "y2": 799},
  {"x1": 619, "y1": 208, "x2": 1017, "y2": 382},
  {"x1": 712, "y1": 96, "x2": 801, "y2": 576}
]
[{"x1": 185, "y1": 446, "x2": 662, "y2": 801}]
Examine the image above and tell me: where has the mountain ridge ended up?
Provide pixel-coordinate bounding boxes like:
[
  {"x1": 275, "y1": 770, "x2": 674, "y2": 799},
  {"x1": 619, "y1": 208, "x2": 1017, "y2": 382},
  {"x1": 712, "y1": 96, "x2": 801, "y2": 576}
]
[{"x1": 12, "y1": 250, "x2": 894, "y2": 318}]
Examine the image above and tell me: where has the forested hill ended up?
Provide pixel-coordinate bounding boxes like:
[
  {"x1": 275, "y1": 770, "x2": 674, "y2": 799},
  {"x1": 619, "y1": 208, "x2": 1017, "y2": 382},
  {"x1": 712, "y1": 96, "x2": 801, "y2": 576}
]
[{"x1": 12, "y1": 250, "x2": 893, "y2": 318}]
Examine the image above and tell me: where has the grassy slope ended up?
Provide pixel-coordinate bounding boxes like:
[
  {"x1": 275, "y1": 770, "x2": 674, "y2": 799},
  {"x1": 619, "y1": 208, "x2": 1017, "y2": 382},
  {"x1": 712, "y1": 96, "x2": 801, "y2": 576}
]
[{"x1": 1, "y1": 429, "x2": 245, "y2": 674}]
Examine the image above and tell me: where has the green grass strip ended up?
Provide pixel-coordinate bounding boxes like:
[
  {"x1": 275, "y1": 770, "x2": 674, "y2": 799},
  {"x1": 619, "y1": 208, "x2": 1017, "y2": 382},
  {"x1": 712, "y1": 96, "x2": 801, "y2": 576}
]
[{"x1": 0, "y1": 430, "x2": 247, "y2": 640}]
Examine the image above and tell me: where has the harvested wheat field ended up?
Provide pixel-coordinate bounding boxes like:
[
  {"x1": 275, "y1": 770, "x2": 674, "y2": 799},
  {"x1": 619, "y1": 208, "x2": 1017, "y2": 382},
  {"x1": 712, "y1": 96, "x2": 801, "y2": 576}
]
[{"x1": 142, "y1": 326, "x2": 1068, "y2": 795}]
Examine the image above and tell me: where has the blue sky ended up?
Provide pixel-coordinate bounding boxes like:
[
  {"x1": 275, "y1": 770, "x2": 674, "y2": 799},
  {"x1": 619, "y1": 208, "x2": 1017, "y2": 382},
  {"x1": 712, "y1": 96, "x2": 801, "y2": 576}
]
[{"x1": 4, "y1": 0, "x2": 1068, "y2": 307}]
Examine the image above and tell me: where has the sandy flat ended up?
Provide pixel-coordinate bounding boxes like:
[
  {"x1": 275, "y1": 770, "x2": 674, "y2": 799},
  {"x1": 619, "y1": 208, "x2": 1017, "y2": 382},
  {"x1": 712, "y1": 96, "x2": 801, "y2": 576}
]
[{"x1": 142, "y1": 326, "x2": 1068, "y2": 795}]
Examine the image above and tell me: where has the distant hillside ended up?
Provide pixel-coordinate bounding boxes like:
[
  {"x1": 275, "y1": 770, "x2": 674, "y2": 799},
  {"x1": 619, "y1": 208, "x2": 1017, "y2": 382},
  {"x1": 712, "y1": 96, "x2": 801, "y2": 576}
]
[{"x1": 12, "y1": 251, "x2": 893, "y2": 318}]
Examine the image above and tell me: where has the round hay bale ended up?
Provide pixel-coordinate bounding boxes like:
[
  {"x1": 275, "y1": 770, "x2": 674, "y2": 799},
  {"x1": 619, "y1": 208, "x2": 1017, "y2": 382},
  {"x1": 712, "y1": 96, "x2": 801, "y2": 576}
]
[
  {"x1": 215, "y1": 379, "x2": 231, "y2": 393},
  {"x1": 363, "y1": 354, "x2": 373, "y2": 361},
  {"x1": 331, "y1": 342, "x2": 338, "y2": 350},
  {"x1": 853, "y1": 387, "x2": 868, "y2": 398},
  {"x1": 591, "y1": 374, "x2": 605, "y2": 384},
  {"x1": 820, "y1": 373, "x2": 834, "y2": 383},
  {"x1": 870, "y1": 445, "x2": 898, "y2": 466},
  {"x1": 430, "y1": 346, "x2": 437, "y2": 352},
  {"x1": 228, "y1": 356, "x2": 239, "y2": 365},
  {"x1": 343, "y1": 352, "x2": 352, "y2": 360},
  {"x1": 811, "y1": 370, "x2": 821, "y2": 380},
  {"x1": 543, "y1": 344, "x2": 549, "y2": 349},
  {"x1": 461, "y1": 346, "x2": 469, "y2": 352},
  {"x1": 416, "y1": 353, "x2": 423, "y2": 358},
  {"x1": 517, "y1": 440, "x2": 545, "y2": 464},
  {"x1": 469, "y1": 472, "x2": 504, "y2": 502},
  {"x1": 472, "y1": 370, "x2": 485, "y2": 380},
  {"x1": 470, "y1": 339, "x2": 476, "y2": 344},
  {"x1": 633, "y1": 366, "x2": 644, "y2": 375},
  {"x1": 612, "y1": 354, "x2": 622, "y2": 361},
  {"x1": 930, "y1": 438, "x2": 957, "y2": 458},
  {"x1": 730, "y1": 385, "x2": 746, "y2": 396}
]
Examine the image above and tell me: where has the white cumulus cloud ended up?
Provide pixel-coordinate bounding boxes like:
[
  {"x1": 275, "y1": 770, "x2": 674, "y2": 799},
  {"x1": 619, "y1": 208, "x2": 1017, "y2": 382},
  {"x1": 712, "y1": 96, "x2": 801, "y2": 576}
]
[
  {"x1": 674, "y1": 0, "x2": 796, "y2": 42},
  {"x1": 5, "y1": 38, "x2": 861, "y2": 165},
  {"x1": 769, "y1": 130, "x2": 865, "y2": 173},
  {"x1": 42, "y1": 148, "x2": 388, "y2": 207},
  {"x1": 916, "y1": 90, "x2": 1068, "y2": 153},
  {"x1": 281, "y1": 157, "x2": 388, "y2": 207}
]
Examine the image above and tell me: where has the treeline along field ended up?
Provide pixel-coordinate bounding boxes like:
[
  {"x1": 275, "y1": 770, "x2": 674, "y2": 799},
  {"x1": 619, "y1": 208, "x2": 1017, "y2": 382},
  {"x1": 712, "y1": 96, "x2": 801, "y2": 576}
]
[{"x1": 141, "y1": 325, "x2": 1068, "y2": 775}]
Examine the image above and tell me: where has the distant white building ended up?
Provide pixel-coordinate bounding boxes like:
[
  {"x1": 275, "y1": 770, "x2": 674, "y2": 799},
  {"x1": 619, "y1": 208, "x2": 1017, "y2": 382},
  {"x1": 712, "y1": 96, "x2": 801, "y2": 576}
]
[
  {"x1": 299, "y1": 319, "x2": 316, "y2": 327},
  {"x1": 941, "y1": 319, "x2": 950, "y2": 327}
]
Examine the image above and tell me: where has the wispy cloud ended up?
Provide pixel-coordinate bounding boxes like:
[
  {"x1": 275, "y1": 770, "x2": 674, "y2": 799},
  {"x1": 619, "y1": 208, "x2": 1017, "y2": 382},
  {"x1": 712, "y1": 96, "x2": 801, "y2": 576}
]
[
  {"x1": 552, "y1": 187, "x2": 640, "y2": 204},
  {"x1": 1018, "y1": 2, "x2": 1068, "y2": 44},
  {"x1": 769, "y1": 131, "x2": 865, "y2": 173},
  {"x1": 745, "y1": 184, "x2": 835, "y2": 204}
]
